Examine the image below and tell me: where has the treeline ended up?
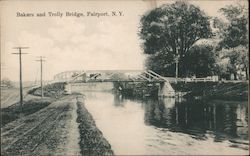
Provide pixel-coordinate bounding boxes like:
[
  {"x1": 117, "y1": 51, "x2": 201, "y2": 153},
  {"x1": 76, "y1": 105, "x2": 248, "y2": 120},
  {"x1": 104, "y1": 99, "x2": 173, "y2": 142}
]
[{"x1": 139, "y1": 1, "x2": 248, "y2": 80}]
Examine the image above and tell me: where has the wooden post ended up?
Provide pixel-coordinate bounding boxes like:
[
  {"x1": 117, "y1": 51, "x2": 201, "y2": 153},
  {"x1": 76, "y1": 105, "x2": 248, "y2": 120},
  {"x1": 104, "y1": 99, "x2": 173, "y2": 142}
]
[
  {"x1": 36, "y1": 56, "x2": 46, "y2": 98},
  {"x1": 12, "y1": 47, "x2": 29, "y2": 112}
]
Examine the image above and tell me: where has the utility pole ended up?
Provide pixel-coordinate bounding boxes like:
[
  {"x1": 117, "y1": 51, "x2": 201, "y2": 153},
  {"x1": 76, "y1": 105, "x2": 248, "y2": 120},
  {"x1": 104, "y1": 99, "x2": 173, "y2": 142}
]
[
  {"x1": 175, "y1": 49, "x2": 179, "y2": 82},
  {"x1": 12, "y1": 47, "x2": 29, "y2": 112},
  {"x1": 175, "y1": 58, "x2": 179, "y2": 79},
  {"x1": 36, "y1": 56, "x2": 46, "y2": 98}
]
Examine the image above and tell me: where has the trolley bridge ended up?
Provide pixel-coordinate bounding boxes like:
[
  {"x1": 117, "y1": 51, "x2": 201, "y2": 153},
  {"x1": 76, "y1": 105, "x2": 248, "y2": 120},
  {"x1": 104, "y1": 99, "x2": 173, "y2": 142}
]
[{"x1": 53, "y1": 70, "x2": 175, "y2": 97}]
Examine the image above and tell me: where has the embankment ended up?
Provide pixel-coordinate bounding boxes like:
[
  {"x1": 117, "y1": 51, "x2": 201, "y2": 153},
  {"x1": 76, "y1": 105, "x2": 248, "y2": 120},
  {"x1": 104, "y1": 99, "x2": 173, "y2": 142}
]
[
  {"x1": 1, "y1": 95, "x2": 80, "y2": 155},
  {"x1": 113, "y1": 82, "x2": 159, "y2": 98},
  {"x1": 2, "y1": 82, "x2": 113, "y2": 155},
  {"x1": 28, "y1": 82, "x2": 67, "y2": 98},
  {"x1": 1, "y1": 82, "x2": 67, "y2": 127},
  {"x1": 76, "y1": 98, "x2": 114, "y2": 155},
  {"x1": 113, "y1": 81, "x2": 248, "y2": 101},
  {"x1": 1, "y1": 98, "x2": 53, "y2": 127},
  {"x1": 171, "y1": 81, "x2": 248, "y2": 101},
  {"x1": 29, "y1": 82, "x2": 114, "y2": 155}
]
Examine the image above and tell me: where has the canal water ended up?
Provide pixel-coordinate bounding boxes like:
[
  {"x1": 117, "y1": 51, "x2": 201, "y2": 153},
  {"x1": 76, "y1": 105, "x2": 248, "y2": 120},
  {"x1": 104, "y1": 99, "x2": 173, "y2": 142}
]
[{"x1": 81, "y1": 91, "x2": 248, "y2": 155}]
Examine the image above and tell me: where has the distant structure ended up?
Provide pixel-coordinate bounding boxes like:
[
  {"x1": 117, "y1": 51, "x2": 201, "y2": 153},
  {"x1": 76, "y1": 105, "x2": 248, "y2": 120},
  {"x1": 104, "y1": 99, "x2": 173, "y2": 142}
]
[
  {"x1": 0, "y1": 78, "x2": 13, "y2": 88},
  {"x1": 53, "y1": 70, "x2": 175, "y2": 97}
]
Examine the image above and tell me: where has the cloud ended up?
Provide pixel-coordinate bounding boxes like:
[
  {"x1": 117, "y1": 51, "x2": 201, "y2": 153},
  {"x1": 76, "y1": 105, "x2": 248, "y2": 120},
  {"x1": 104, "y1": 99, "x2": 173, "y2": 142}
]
[
  {"x1": 2, "y1": 18, "x2": 145, "y2": 81},
  {"x1": 48, "y1": 19, "x2": 86, "y2": 43}
]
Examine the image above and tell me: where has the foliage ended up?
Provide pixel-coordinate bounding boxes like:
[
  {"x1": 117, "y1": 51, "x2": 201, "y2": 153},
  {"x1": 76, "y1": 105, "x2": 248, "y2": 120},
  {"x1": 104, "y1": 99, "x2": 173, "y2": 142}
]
[
  {"x1": 217, "y1": 4, "x2": 249, "y2": 79},
  {"x1": 139, "y1": 1, "x2": 212, "y2": 76},
  {"x1": 28, "y1": 82, "x2": 67, "y2": 98},
  {"x1": 171, "y1": 81, "x2": 248, "y2": 101},
  {"x1": 76, "y1": 101, "x2": 114, "y2": 155},
  {"x1": 221, "y1": 45, "x2": 249, "y2": 79},
  {"x1": 145, "y1": 51, "x2": 175, "y2": 76},
  {"x1": 182, "y1": 44, "x2": 218, "y2": 77},
  {"x1": 218, "y1": 4, "x2": 248, "y2": 48}
]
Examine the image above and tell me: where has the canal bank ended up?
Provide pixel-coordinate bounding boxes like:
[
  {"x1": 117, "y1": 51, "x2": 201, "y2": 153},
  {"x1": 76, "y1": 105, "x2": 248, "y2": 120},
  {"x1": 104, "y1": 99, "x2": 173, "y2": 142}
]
[
  {"x1": 1, "y1": 83, "x2": 114, "y2": 155},
  {"x1": 171, "y1": 81, "x2": 248, "y2": 101},
  {"x1": 76, "y1": 95, "x2": 114, "y2": 155},
  {"x1": 113, "y1": 81, "x2": 248, "y2": 101},
  {"x1": 1, "y1": 95, "x2": 81, "y2": 155}
]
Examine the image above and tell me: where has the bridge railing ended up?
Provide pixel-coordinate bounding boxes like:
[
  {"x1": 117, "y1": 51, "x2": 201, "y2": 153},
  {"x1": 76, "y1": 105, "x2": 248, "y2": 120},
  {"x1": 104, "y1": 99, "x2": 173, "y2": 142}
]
[{"x1": 164, "y1": 77, "x2": 219, "y2": 83}]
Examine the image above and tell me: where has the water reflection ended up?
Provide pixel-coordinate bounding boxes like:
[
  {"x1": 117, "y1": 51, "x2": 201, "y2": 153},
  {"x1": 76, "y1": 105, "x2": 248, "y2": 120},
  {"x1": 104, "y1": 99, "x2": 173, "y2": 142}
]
[
  {"x1": 83, "y1": 92, "x2": 248, "y2": 155},
  {"x1": 143, "y1": 97, "x2": 248, "y2": 142},
  {"x1": 113, "y1": 94, "x2": 125, "y2": 107}
]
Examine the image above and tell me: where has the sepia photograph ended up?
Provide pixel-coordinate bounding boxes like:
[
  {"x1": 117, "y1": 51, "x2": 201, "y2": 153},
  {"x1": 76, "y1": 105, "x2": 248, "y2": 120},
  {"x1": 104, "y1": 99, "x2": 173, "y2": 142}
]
[{"x1": 0, "y1": 0, "x2": 249, "y2": 155}]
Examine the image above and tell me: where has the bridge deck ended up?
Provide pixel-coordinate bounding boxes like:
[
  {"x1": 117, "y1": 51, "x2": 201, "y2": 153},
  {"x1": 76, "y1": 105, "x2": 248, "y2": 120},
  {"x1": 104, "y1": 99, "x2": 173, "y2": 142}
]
[{"x1": 69, "y1": 79, "x2": 166, "y2": 83}]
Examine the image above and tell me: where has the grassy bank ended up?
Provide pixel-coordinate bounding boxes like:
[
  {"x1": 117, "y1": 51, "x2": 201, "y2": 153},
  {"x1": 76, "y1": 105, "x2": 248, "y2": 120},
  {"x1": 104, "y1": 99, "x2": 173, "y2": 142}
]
[
  {"x1": 1, "y1": 82, "x2": 67, "y2": 127},
  {"x1": 2, "y1": 82, "x2": 114, "y2": 155},
  {"x1": 113, "y1": 81, "x2": 248, "y2": 101},
  {"x1": 171, "y1": 81, "x2": 248, "y2": 101},
  {"x1": 1, "y1": 98, "x2": 53, "y2": 127},
  {"x1": 28, "y1": 82, "x2": 67, "y2": 98},
  {"x1": 76, "y1": 100, "x2": 114, "y2": 155}
]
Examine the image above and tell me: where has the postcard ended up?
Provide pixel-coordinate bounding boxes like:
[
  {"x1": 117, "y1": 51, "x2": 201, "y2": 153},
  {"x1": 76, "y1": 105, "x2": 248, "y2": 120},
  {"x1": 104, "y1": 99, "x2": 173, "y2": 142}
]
[{"x1": 1, "y1": 0, "x2": 249, "y2": 155}]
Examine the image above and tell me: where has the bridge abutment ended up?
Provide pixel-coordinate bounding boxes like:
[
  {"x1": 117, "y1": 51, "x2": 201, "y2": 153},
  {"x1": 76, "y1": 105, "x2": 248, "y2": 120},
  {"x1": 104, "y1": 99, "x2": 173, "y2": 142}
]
[
  {"x1": 66, "y1": 82, "x2": 114, "y2": 93},
  {"x1": 158, "y1": 82, "x2": 175, "y2": 97}
]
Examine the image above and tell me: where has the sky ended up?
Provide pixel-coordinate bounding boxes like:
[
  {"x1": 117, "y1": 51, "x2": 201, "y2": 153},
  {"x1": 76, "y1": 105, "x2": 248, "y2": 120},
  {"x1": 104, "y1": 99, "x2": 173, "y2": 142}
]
[{"x1": 1, "y1": 0, "x2": 248, "y2": 81}]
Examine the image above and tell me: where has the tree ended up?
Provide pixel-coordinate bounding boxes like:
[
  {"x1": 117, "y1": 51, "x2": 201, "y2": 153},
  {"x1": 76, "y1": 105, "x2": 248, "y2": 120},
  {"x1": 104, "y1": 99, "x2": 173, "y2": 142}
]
[
  {"x1": 221, "y1": 46, "x2": 249, "y2": 80},
  {"x1": 182, "y1": 44, "x2": 218, "y2": 77},
  {"x1": 139, "y1": 1, "x2": 212, "y2": 76},
  {"x1": 218, "y1": 4, "x2": 249, "y2": 79},
  {"x1": 145, "y1": 50, "x2": 175, "y2": 76}
]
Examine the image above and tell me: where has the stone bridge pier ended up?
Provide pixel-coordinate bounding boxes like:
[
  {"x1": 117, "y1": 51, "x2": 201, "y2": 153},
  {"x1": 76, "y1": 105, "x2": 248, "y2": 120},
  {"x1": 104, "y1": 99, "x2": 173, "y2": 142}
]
[{"x1": 158, "y1": 82, "x2": 175, "y2": 97}]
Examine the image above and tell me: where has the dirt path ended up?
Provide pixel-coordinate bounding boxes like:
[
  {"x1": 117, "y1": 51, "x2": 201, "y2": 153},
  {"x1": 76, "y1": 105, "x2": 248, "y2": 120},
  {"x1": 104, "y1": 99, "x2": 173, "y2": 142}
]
[
  {"x1": 64, "y1": 96, "x2": 81, "y2": 155},
  {"x1": 1, "y1": 95, "x2": 81, "y2": 155}
]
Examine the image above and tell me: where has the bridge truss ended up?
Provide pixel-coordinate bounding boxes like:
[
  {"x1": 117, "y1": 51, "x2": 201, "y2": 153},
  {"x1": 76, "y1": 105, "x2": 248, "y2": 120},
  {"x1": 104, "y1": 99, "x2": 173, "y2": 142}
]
[
  {"x1": 54, "y1": 70, "x2": 169, "y2": 83},
  {"x1": 53, "y1": 70, "x2": 175, "y2": 96}
]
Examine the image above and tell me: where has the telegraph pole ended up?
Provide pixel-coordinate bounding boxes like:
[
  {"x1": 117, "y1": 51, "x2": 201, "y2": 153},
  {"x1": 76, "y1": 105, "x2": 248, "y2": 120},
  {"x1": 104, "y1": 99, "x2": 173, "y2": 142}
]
[
  {"x1": 175, "y1": 58, "x2": 179, "y2": 79},
  {"x1": 175, "y1": 49, "x2": 179, "y2": 81},
  {"x1": 12, "y1": 47, "x2": 29, "y2": 112},
  {"x1": 36, "y1": 56, "x2": 46, "y2": 98}
]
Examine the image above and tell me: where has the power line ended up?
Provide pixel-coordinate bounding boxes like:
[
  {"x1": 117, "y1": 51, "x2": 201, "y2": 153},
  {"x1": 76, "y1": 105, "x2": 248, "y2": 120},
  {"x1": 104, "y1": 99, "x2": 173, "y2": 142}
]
[
  {"x1": 12, "y1": 47, "x2": 29, "y2": 112},
  {"x1": 36, "y1": 56, "x2": 46, "y2": 98}
]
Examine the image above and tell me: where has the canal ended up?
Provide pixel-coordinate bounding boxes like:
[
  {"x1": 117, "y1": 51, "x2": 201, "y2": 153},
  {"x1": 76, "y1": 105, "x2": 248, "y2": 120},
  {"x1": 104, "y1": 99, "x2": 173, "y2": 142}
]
[{"x1": 81, "y1": 91, "x2": 248, "y2": 155}]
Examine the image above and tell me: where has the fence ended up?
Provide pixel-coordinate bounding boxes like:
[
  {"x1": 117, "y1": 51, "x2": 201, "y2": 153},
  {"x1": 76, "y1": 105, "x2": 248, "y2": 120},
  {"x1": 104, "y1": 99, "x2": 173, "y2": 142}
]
[{"x1": 164, "y1": 76, "x2": 219, "y2": 83}]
